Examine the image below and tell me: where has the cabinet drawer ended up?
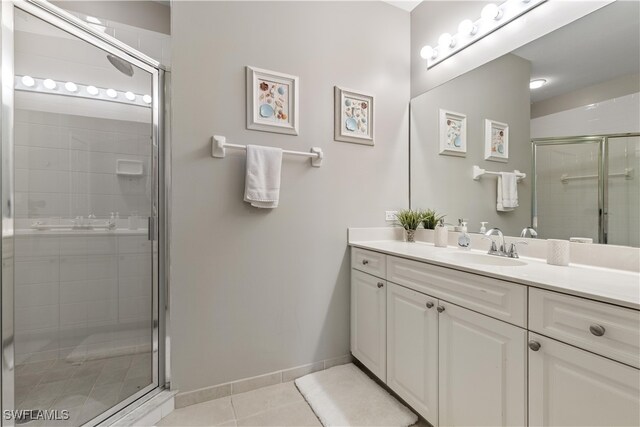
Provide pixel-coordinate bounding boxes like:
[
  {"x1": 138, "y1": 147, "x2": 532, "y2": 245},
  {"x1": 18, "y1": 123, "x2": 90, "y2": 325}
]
[
  {"x1": 351, "y1": 248, "x2": 386, "y2": 279},
  {"x1": 387, "y1": 256, "x2": 526, "y2": 327},
  {"x1": 529, "y1": 288, "x2": 640, "y2": 368}
]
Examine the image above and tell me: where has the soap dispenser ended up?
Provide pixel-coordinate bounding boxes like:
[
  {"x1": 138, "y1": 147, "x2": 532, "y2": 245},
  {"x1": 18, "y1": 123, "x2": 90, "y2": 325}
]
[
  {"x1": 458, "y1": 221, "x2": 471, "y2": 250},
  {"x1": 434, "y1": 218, "x2": 448, "y2": 248},
  {"x1": 480, "y1": 222, "x2": 488, "y2": 234}
]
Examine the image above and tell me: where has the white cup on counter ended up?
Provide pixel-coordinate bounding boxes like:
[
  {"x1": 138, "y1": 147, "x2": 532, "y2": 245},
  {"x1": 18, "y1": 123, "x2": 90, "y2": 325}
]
[{"x1": 547, "y1": 239, "x2": 570, "y2": 266}]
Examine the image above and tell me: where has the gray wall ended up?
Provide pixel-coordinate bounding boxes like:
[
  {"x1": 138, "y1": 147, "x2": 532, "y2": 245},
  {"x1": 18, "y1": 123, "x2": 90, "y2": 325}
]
[
  {"x1": 410, "y1": 54, "x2": 532, "y2": 236},
  {"x1": 171, "y1": 1, "x2": 409, "y2": 392}
]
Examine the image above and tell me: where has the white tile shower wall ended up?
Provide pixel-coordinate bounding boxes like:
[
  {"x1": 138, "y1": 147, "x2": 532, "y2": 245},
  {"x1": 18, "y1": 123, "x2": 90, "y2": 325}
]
[
  {"x1": 14, "y1": 232, "x2": 152, "y2": 365},
  {"x1": 14, "y1": 109, "x2": 152, "y2": 222}
]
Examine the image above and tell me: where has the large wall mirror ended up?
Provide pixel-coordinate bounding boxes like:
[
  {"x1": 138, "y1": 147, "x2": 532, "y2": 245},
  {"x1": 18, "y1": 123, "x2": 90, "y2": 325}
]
[{"x1": 410, "y1": 1, "x2": 639, "y2": 247}]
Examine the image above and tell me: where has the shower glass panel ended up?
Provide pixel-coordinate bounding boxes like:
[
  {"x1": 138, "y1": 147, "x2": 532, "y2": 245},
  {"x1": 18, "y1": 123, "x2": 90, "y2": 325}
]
[
  {"x1": 12, "y1": 8, "x2": 154, "y2": 425},
  {"x1": 533, "y1": 139, "x2": 601, "y2": 242},
  {"x1": 607, "y1": 136, "x2": 640, "y2": 247}
]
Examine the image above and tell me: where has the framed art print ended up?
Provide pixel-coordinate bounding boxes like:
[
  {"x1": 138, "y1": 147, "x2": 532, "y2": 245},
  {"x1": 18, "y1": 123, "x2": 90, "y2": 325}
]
[
  {"x1": 334, "y1": 86, "x2": 374, "y2": 145},
  {"x1": 246, "y1": 66, "x2": 299, "y2": 135},
  {"x1": 484, "y1": 119, "x2": 509, "y2": 162},
  {"x1": 439, "y1": 109, "x2": 467, "y2": 156}
]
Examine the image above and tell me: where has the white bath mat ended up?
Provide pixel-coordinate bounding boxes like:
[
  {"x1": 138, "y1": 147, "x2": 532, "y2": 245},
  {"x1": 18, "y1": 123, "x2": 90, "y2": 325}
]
[{"x1": 295, "y1": 363, "x2": 418, "y2": 427}]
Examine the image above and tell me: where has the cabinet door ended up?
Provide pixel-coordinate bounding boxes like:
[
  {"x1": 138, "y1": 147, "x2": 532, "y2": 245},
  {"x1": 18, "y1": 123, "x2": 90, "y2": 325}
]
[
  {"x1": 387, "y1": 283, "x2": 438, "y2": 425},
  {"x1": 351, "y1": 269, "x2": 386, "y2": 380},
  {"x1": 439, "y1": 303, "x2": 526, "y2": 427},
  {"x1": 529, "y1": 333, "x2": 640, "y2": 427}
]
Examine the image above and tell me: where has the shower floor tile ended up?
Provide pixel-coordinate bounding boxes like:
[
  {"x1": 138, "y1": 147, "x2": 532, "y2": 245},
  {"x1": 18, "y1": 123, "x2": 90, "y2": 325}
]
[{"x1": 15, "y1": 351, "x2": 152, "y2": 426}]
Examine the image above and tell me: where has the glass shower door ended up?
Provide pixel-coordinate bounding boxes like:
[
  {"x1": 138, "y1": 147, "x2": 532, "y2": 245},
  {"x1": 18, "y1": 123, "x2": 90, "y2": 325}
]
[
  {"x1": 11, "y1": 7, "x2": 156, "y2": 426},
  {"x1": 533, "y1": 139, "x2": 602, "y2": 242},
  {"x1": 606, "y1": 136, "x2": 640, "y2": 247}
]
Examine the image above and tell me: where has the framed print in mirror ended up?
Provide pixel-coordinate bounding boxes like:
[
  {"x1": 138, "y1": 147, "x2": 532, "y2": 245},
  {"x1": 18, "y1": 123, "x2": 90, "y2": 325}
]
[
  {"x1": 247, "y1": 66, "x2": 299, "y2": 135},
  {"x1": 439, "y1": 109, "x2": 467, "y2": 156},
  {"x1": 484, "y1": 119, "x2": 509, "y2": 162},
  {"x1": 334, "y1": 86, "x2": 374, "y2": 145}
]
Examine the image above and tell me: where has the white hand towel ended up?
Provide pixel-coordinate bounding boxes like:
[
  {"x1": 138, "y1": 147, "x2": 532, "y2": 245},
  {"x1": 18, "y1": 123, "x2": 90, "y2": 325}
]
[
  {"x1": 497, "y1": 172, "x2": 518, "y2": 212},
  {"x1": 244, "y1": 144, "x2": 283, "y2": 208}
]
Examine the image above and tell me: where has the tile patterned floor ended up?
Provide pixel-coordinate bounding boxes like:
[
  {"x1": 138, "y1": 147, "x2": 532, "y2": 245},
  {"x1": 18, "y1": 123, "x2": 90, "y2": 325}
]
[
  {"x1": 158, "y1": 382, "x2": 429, "y2": 427},
  {"x1": 15, "y1": 352, "x2": 152, "y2": 426}
]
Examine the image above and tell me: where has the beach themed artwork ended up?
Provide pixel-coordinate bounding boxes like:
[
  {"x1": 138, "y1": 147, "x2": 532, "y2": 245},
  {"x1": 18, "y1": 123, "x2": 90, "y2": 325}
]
[
  {"x1": 439, "y1": 109, "x2": 467, "y2": 156},
  {"x1": 247, "y1": 66, "x2": 299, "y2": 135},
  {"x1": 334, "y1": 86, "x2": 374, "y2": 145},
  {"x1": 484, "y1": 119, "x2": 509, "y2": 162}
]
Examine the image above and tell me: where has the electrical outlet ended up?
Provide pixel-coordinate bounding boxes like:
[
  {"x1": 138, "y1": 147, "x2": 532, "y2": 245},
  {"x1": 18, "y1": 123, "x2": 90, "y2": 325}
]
[{"x1": 385, "y1": 210, "x2": 398, "y2": 221}]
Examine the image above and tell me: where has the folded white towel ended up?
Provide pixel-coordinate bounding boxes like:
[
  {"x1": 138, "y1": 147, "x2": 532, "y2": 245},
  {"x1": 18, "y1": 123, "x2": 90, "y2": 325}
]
[
  {"x1": 497, "y1": 172, "x2": 518, "y2": 212},
  {"x1": 244, "y1": 144, "x2": 283, "y2": 209}
]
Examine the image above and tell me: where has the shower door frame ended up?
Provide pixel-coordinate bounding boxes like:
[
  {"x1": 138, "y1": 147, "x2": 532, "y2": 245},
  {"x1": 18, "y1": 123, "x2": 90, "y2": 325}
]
[
  {"x1": 0, "y1": 0, "x2": 170, "y2": 425},
  {"x1": 531, "y1": 133, "x2": 640, "y2": 244}
]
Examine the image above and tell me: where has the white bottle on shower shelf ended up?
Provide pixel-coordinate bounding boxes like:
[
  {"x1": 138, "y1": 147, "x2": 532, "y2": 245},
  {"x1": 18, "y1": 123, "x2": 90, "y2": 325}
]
[{"x1": 434, "y1": 219, "x2": 448, "y2": 248}]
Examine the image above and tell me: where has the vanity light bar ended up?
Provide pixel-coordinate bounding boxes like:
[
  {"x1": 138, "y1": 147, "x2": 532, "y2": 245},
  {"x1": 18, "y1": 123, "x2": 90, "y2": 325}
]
[
  {"x1": 14, "y1": 75, "x2": 152, "y2": 108},
  {"x1": 421, "y1": 0, "x2": 547, "y2": 69}
]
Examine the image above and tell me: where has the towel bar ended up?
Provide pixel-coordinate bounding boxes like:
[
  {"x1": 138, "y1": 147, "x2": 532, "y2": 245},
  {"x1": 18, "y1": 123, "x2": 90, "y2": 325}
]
[
  {"x1": 473, "y1": 165, "x2": 525, "y2": 181},
  {"x1": 211, "y1": 135, "x2": 323, "y2": 167}
]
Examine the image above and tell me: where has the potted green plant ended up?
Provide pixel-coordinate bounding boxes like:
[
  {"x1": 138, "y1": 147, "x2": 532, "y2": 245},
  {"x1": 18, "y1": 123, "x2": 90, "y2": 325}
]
[
  {"x1": 422, "y1": 209, "x2": 445, "y2": 230},
  {"x1": 395, "y1": 209, "x2": 424, "y2": 242}
]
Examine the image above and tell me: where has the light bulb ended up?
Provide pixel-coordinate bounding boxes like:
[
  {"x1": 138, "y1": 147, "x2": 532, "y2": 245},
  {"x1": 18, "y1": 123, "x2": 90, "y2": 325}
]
[
  {"x1": 420, "y1": 45, "x2": 437, "y2": 60},
  {"x1": 21, "y1": 75, "x2": 35, "y2": 87},
  {"x1": 458, "y1": 19, "x2": 477, "y2": 36},
  {"x1": 106, "y1": 88, "x2": 118, "y2": 98},
  {"x1": 438, "y1": 33, "x2": 455, "y2": 48},
  {"x1": 142, "y1": 94, "x2": 152, "y2": 104},
  {"x1": 529, "y1": 79, "x2": 547, "y2": 89},
  {"x1": 481, "y1": 3, "x2": 503, "y2": 20},
  {"x1": 85, "y1": 16, "x2": 101, "y2": 24},
  {"x1": 125, "y1": 91, "x2": 136, "y2": 101},
  {"x1": 43, "y1": 79, "x2": 57, "y2": 90},
  {"x1": 86, "y1": 85, "x2": 99, "y2": 96},
  {"x1": 64, "y1": 81, "x2": 78, "y2": 92}
]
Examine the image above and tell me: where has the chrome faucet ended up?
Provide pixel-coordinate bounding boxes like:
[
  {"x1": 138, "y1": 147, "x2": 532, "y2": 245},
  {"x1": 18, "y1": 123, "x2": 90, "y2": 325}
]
[
  {"x1": 483, "y1": 228, "x2": 506, "y2": 256},
  {"x1": 520, "y1": 227, "x2": 538, "y2": 238}
]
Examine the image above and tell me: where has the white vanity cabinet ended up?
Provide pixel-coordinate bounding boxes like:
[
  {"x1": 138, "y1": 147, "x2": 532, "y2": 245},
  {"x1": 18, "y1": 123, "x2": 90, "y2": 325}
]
[
  {"x1": 350, "y1": 245, "x2": 640, "y2": 427},
  {"x1": 528, "y1": 333, "x2": 640, "y2": 427},
  {"x1": 386, "y1": 283, "x2": 438, "y2": 423},
  {"x1": 350, "y1": 268, "x2": 387, "y2": 381}
]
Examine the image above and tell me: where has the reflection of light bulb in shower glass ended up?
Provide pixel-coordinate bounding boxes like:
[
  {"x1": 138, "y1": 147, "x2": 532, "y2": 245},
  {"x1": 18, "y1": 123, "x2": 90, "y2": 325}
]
[
  {"x1": 142, "y1": 94, "x2": 152, "y2": 104},
  {"x1": 86, "y1": 85, "x2": 99, "y2": 96},
  {"x1": 21, "y1": 75, "x2": 35, "y2": 87},
  {"x1": 43, "y1": 79, "x2": 57, "y2": 90},
  {"x1": 64, "y1": 82, "x2": 78, "y2": 92},
  {"x1": 125, "y1": 91, "x2": 136, "y2": 101},
  {"x1": 106, "y1": 88, "x2": 118, "y2": 98}
]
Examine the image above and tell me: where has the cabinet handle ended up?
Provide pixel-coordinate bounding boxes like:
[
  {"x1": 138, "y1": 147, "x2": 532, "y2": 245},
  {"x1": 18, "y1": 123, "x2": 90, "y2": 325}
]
[
  {"x1": 377, "y1": 282, "x2": 384, "y2": 289},
  {"x1": 426, "y1": 302, "x2": 434, "y2": 309},
  {"x1": 589, "y1": 324, "x2": 605, "y2": 337},
  {"x1": 528, "y1": 340, "x2": 541, "y2": 351},
  {"x1": 362, "y1": 259, "x2": 369, "y2": 265},
  {"x1": 436, "y1": 305, "x2": 445, "y2": 313}
]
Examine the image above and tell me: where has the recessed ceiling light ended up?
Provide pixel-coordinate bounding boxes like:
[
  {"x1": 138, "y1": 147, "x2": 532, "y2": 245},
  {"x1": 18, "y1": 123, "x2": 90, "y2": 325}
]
[
  {"x1": 85, "y1": 16, "x2": 101, "y2": 25},
  {"x1": 21, "y1": 75, "x2": 35, "y2": 87},
  {"x1": 529, "y1": 79, "x2": 547, "y2": 89},
  {"x1": 43, "y1": 79, "x2": 57, "y2": 90}
]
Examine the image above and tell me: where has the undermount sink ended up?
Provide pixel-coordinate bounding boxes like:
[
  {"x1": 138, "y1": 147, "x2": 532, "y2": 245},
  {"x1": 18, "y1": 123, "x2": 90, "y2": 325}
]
[{"x1": 443, "y1": 251, "x2": 528, "y2": 267}]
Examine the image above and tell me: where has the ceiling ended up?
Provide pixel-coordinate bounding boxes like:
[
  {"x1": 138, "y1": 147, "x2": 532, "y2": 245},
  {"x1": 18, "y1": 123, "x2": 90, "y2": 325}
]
[
  {"x1": 381, "y1": 0, "x2": 423, "y2": 12},
  {"x1": 513, "y1": 0, "x2": 640, "y2": 103}
]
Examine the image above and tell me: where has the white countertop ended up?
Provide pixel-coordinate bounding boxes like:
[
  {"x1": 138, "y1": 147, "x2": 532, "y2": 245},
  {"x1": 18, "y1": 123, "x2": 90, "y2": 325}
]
[{"x1": 350, "y1": 240, "x2": 640, "y2": 310}]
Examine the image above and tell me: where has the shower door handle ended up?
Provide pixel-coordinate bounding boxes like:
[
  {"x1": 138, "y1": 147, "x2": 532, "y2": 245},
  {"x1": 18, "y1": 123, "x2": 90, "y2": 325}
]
[{"x1": 148, "y1": 216, "x2": 157, "y2": 241}]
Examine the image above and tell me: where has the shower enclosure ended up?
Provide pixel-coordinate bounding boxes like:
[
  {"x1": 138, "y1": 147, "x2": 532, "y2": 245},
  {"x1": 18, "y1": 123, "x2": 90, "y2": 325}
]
[
  {"x1": 532, "y1": 133, "x2": 640, "y2": 247},
  {"x1": 1, "y1": 1, "x2": 169, "y2": 425}
]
